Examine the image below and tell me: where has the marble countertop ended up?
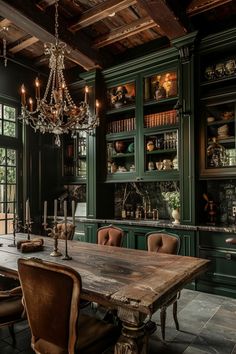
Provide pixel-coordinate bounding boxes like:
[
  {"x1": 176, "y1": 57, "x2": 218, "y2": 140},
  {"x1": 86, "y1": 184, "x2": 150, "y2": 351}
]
[{"x1": 74, "y1": 217, "x2": 236, "y2": 233}]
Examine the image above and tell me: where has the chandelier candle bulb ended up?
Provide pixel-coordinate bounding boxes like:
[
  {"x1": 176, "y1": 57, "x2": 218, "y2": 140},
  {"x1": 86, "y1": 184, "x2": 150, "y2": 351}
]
[
  {"x1": 85, "y1": 86, "x2": 89, "y2": 103},
  {"x1": 96, "y1": 100, "x2": 99, "y2": 116},
  {"x1": 29, "y1": 98, "x2": 33, "y2": 112},
  {"x1": 43, "y1": 201, "x2": 47, "y2": 225},
  {"x1": 21, "y1": 84, "x2": 26, "y2": 105},
  {"x1": 54, "y1": 199, "x2": 57, "y2": 223},
  {"x1": 35, "y1": 77, "x2": 40, "y2": 100}
]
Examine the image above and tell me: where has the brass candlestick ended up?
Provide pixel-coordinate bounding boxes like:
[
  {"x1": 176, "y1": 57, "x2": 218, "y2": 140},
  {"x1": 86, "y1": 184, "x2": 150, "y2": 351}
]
[
  {"x1": 8, "y1": 215, "x2": 21, "y2": 247},
  {"x1": 62, "y1": 222, "x2": 72, "y2": 260},
  {"x1": 44, "y1": 222, "x2": 62, "y2": 257},
  {"x1": 23, "y1": 220, "x2": 33, "y2": 240}
]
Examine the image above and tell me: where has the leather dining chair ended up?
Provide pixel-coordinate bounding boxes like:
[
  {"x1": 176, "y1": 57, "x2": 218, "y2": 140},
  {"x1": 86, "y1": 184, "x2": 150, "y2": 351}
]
[
  {"x1": 97, "y1": 224, "x2": 124, "y2": 247},
  {"x1": 146, "y1": 231, "x2": 181, "y2": 340},
  {"x1": 0, "y1": 275, "x2": 25, "y2": 343},
  {"x1": 93, "y1": 225, "x2": 124, "y2": 319},
  {"x1": 18, "y1": 257, "x2": 120, "y2": 354}
]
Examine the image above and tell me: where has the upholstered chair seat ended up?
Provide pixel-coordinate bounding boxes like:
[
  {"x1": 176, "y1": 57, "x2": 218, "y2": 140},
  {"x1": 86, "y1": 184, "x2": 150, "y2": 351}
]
[
  {"x1": 18, "y1": 258, "x2": 120, "y2": 354},
  {"x1": 97, "y1": 224, "x2": 124, "y2": 246},
  {"x1": 0, "y1": 275, "x2": 24, "y2": 343},
  {"x1": 146, "y1": 231, "x2": 181, "y2": 341}
]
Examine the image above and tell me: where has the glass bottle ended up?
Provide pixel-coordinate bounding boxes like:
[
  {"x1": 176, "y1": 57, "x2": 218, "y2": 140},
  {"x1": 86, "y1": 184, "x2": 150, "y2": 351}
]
[{"x1": 207, "y1": 137, "x2": 226, "y2": 168}]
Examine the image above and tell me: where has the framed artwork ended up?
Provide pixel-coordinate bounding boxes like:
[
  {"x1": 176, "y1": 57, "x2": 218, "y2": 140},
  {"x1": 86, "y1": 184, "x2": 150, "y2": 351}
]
[
  {"x1": 144, "y1": 71, "x2": 177, "y2": 101},
  {"x1": 107, "y1": 82, "x2": 136, "y2": 109}
]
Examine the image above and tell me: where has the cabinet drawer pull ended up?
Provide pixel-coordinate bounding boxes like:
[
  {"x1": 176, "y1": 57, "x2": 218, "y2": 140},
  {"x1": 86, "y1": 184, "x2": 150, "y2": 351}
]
[{"x1": 225, "y1": 253, "x2": 232, "y2": 261}]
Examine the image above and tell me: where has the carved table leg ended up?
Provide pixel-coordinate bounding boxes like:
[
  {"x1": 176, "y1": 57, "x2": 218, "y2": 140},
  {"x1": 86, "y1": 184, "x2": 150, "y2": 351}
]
[{"x1": 114, "y1": 307, "x2": 148, "y2": 354}]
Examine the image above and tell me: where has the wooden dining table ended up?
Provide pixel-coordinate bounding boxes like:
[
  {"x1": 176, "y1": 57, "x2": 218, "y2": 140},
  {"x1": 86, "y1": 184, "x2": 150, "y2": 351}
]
[{"x1": 0, "y1": 233, "x2": 209, "y2": 354}]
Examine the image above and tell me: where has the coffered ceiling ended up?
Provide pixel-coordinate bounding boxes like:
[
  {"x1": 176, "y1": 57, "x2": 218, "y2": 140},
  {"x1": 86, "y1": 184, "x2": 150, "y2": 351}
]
[{"x1": 0, "y1": 0, "x2": 235, "y2": 72}]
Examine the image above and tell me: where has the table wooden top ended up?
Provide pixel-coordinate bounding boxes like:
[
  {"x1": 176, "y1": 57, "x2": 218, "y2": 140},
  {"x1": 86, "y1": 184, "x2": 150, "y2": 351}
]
[{"x1": 0, "y1": 234, "x2": 209, "y2": 316}]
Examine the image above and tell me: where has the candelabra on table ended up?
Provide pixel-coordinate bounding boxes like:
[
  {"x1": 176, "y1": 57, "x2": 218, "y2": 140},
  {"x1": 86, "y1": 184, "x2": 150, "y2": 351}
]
[
  {"x1": 43, "y1": 221, "x2": 62, "y2": 257},
  {"x1": 8, "y1": 214, "x2": 21, "y2": 247},
  {"x1": 23, "y1": 219, "x2": 33, "y2": 241},
  {"x1": 61, "y1": 221, "x2": 72, "y2": 261}
]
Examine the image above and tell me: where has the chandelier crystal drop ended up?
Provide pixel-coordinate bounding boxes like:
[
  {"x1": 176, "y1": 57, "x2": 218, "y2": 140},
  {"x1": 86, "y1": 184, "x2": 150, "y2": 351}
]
[
  {"x1": 19, "y1": 0, "x2": 99, "y2": 147},
  {"x1": 0, "y1": 25, "x2": 9, "y2": 67}
]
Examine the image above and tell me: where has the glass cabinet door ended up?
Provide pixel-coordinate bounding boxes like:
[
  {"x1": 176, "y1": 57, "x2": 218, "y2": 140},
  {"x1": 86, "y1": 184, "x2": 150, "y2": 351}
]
[
  {"x1": 63, "y1": 132, "x2": 87, "y2": 180},
  {"x1": 76, "y1": 131, "x2": 87, "y2": 178},
  {"x1": 107, "y1": 137, "x2": 135, "y2": 176},
  {"x1": 144, "y1": 129, "x2": 178, "y2": 172},
  {"x1": 204, "y1": 101, "x2": 236, "y2": 169}
]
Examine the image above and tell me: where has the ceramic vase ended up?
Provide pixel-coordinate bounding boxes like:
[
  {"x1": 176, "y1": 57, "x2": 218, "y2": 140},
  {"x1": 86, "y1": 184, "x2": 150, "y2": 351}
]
[{"x1": 172, "y1": 208, "x2": 180, "y2": 224}]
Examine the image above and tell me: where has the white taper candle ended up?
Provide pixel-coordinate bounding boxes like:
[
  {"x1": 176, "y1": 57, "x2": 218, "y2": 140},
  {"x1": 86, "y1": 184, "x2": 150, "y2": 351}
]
[
  {"x1": 43, "y1": 201, "x2": 47, "y2": 225},
  {"x1": 54, "y1": 199, "x2": 57, "y2": 223},
  {"x1": 64, "y1": 200, "x2": 67, "y2": 225},
  {"x1": 72, "y1": 200, "x2": 75, "y2": 226}
]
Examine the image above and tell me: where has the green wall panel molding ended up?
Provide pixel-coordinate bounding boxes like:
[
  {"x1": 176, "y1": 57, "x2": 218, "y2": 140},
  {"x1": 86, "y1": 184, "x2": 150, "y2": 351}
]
[{"x1": 200, "y1": 26, "x2": 236, "y2": 54}]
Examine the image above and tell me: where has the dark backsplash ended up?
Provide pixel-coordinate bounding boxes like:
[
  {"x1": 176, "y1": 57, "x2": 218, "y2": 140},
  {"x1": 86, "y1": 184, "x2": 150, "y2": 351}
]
[
  {"x1": 114, "y1": 181, "x2": 180, "y2": 220},
  {"x1": 203, "y1": 179, "x2": 236, "y2": 225}
]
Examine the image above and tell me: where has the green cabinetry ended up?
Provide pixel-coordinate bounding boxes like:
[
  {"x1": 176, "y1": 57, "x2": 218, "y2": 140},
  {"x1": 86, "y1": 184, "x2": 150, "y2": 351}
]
[
  {"x1": 197, "y1": 230, "x2": 236, "y2": 298},
  {"x1": 105, "y1": 69, "x2": 179, "y2": 182},
  {"x1": 62, "y1": 132, "x2": 87, "y2": 183},
  {"x1": 199, "y1": 30, "x2": 236, "y2": 178}
]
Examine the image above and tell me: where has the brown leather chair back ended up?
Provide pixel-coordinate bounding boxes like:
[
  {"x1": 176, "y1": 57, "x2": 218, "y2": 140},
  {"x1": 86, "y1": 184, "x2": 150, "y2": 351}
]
[
  {"x1": 56, "y1": 223, "x2": 75, "y2": 240},
  {"x1": 97, "y1": 225, "x2": 124, "y2": 247},
  {"x1": 18, "y1": 258, "x2": 81, "y2": 354},
  {"x1": 147, "y1": 231, "x2": 180, "y2": 254}
]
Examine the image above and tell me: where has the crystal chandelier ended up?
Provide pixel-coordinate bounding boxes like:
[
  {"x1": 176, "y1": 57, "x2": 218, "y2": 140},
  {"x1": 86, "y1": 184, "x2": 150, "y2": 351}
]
[{"x1": 19, "y1": 0, "x2": 99, "y2": 147}]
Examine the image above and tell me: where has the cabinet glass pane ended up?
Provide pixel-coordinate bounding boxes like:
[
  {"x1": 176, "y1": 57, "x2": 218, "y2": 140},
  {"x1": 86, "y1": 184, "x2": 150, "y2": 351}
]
[
  {"x1": 76, "y1": 132, "x2": 87, "y2": 178},
  {"x1": 205, "y1": 102, "x2": 236, "y2": 168},
  {"x1": 63, "y1": 139, "x2": 74, "y2": 176},
  {"x1": 63, "y1": 133, "x2": 87, "y2": 178},
  {"x1": 145, "y1": 130, "x2": 178, "y2": 172},
  {"x1": 107, "y1": 138, "x2": 135, "y2": 174},
  {"x1": 144, "y1": 71, "x2": 177, "y2": 101}
]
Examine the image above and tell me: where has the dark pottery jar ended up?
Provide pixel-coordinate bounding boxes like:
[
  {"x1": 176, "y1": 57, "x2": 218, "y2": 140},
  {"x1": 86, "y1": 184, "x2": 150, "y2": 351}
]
[{"x1": 114, "y1": 140, "x2": 126, "y2": 153}]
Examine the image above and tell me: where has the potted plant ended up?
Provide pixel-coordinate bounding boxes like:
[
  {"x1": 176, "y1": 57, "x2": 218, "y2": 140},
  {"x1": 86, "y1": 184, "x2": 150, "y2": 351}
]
[{"x1": 162, "y1": 191, "x2": 180, "y2": 224}]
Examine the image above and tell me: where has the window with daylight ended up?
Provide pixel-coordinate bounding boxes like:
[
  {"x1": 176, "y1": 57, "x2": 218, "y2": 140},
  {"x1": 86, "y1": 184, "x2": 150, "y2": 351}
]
[
  {"x1": 0, "y1": 103, "x2": 17, "y2": 137},
  {"x1": 0, "y1": 148, "x2": 17, "y2": 234},
  {"x1": 0, "y1": 101, "x2": 19, "y2": 234}
]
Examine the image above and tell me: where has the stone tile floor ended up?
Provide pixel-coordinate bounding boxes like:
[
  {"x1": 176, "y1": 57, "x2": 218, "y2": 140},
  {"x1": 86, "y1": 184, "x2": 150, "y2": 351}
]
[{"x1": 0, "y1": 289, "x2": 236, "y2": 353}]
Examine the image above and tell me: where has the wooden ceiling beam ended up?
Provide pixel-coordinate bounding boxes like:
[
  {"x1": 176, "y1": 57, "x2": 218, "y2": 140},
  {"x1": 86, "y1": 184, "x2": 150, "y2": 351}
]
[
  {"x1": 69, "y1": 0, "x2": 137, "y2": 31},
  {"x1": 94, "y1": 17, "x2": 157, "y2": 48},
  {"x1": 9, "y1": 36, "x2": 39, "y2": 54},
  {"x1": 0, "y1": 18, "x2": 10, "y2": 27},
  {"x1": 36, "y1": 0, "x2": 57, "y2": 11},
  {"x1": 0, "y1": 0, "x2": 102, "y2": 70},
  {"x1": 33, "y1": 54, "x2": 49, "y2": 67},
  {"x1": 136, "y1": 0, "x2": 187, "y2": 39},
  {"x1": 187, "y1": 0, "x2": 232, "y2": 16}
]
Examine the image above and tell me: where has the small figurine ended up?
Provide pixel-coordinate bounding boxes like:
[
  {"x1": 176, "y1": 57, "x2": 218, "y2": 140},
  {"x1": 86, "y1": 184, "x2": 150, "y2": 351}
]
[
  {"x1": 154, "y1": 76, "x2": 166, "y2": 100},
  {"x1": 163, "y1": 73, "x2": 172, "y2": 97}
]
